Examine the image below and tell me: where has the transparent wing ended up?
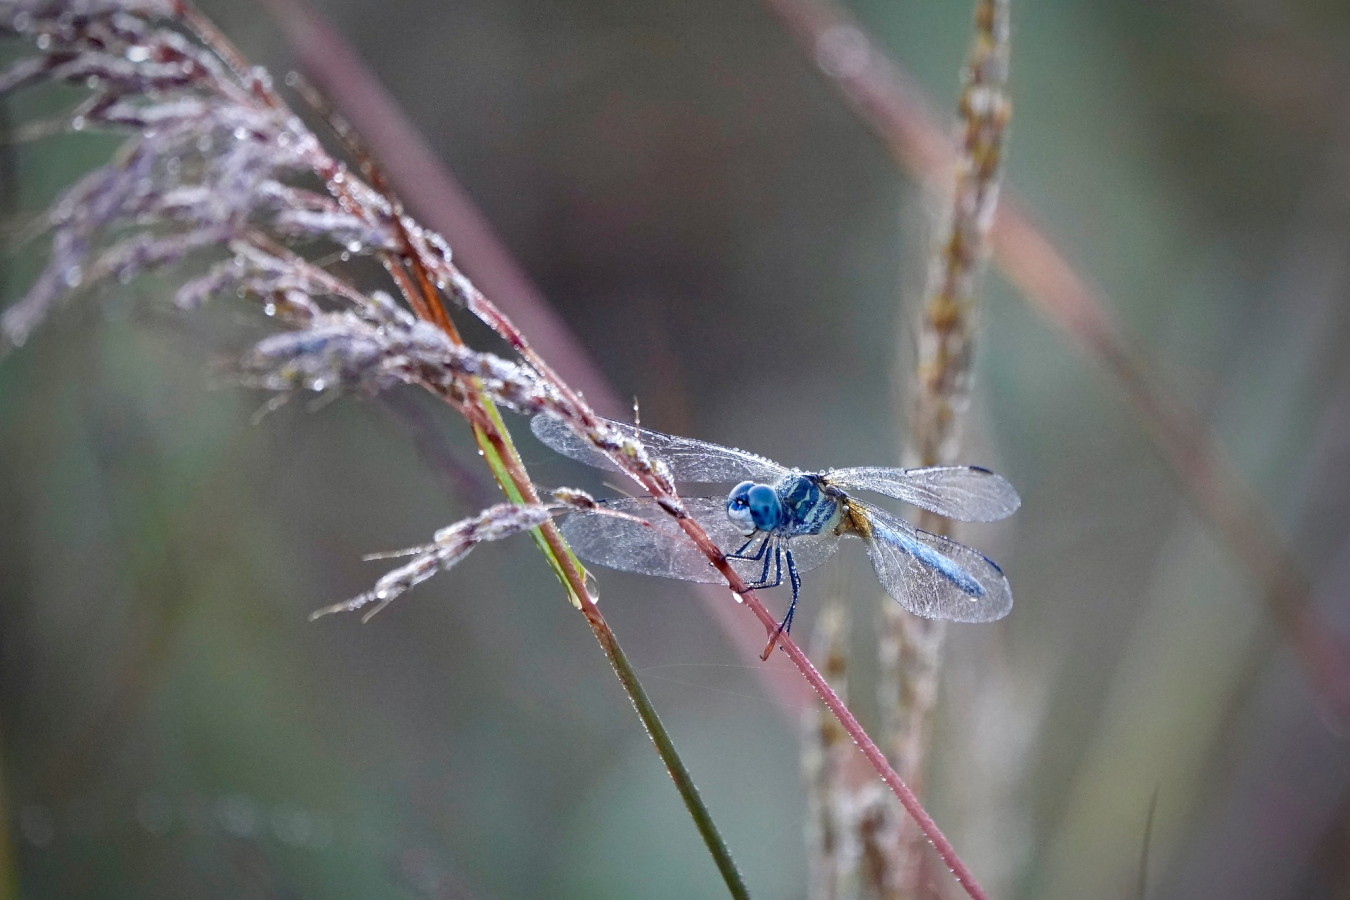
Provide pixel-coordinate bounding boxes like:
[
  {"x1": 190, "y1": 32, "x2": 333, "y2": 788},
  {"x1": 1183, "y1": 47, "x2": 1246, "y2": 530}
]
[
  {"x1": 826, "y1": 465, "x2": 1020, "y2": 522},
  {"x1": 852, "y1": 501, "x2": 1012, "y2": 622},
  {"x1": 531, "y1": 414, "x2": 787, "y2": 484},
  {"x1": 560, "y1": 497, "x2": 841, "y2": 584}
]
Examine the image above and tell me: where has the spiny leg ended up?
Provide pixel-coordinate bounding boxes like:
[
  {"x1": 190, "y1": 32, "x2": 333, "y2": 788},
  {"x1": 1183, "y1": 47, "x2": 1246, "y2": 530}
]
[
  {"x1": 728, "y1": 533, "x2": 771, "y2": 562},
  {"x1": 769, "y1": 547, "x2": 801, "y2": 640},
  {"x1": 782, "y1": 548, "x2": 802, "y2": 634},
  {"x1": 759, "y1": 545, "x2": 800, "y2": 658},
  {"x1": 757, "y1": 544, "x2": 798, "y2": 638},
  {"x1": 744, "y1": 537, "x2": 783, "y2": 590}
]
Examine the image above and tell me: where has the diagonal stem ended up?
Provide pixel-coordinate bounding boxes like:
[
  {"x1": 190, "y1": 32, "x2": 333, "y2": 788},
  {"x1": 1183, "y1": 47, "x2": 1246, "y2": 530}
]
[
  {"x1": 391, "y1": 189, "x2": 754, "y2": 900},
  {"x1": 666, "y1": 515, "x2": 990, "y2": 900}
]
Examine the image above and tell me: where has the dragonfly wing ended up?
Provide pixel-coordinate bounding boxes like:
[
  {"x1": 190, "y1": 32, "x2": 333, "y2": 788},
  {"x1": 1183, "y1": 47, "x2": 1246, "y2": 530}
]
[
  {"x1": 530, "y1": 413, "x2": 624, "y2": 473},
  {"x1": 531, "y1": 414, "x2": 787, "y2": 483},
  {"x1": 827, "y1": 465, "x2": 1020, "y2": 522},
  {"x1": 559, "y1": 498, "x2": 724, "y2": 583},
  {"x1": 560, "y1": 497, "x2": 840, "y2": 584},
  {"x1": 852, "y1": 501, "x2": 1012, "y2": 622}
]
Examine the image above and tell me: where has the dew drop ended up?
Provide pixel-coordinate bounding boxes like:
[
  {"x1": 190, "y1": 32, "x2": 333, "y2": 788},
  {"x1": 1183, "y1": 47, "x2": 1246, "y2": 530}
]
[
  {"x1": 232, "y1": 126, "x2": 248, "y2": 141},
  {"x1": 35, "y1": 33, "x2": 51, "y2": 51},
  {"x1": 263, "y1": 302, "x2": 276, "y2": 317},
  {"x1": 69, "y1": 116, "x2": 85, "y2": 132},
  {"x1": 84, "y1": 75, "x2": 100, "y2": 90},
  {"x1": 197, "y1": 135, "x2": 213, "y2": 153},
  {"x1": 345, "y1": 240, "x2": 362, "y2": 254},
  {"x1": 125, "y1": 45, "x2": 150, "y2": 63},
  {"x1": 338, "y1": 251, "x2": 351, "y2": 262},
  {"x1": 63, "y1": 265, "x2": 83, "y2": 287}
]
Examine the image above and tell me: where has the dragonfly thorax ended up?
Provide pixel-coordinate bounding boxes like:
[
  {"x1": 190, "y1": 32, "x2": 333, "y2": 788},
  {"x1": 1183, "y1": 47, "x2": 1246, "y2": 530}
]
[{"x1": 726, "y1": 474, "x2": 842, "y2": 538}]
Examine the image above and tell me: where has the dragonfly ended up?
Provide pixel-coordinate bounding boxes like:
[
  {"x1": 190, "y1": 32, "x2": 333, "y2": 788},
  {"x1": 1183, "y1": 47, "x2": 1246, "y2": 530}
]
[{"x1": 531, "y1": 414, "x2": 1020, "y2": 638}]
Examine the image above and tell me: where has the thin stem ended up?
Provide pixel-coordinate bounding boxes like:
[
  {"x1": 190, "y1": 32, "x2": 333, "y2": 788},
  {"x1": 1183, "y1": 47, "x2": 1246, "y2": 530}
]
[
  {"x1": 486, "y1": 422, "x2": 750, "y2": 898},
  {"x1": 886, "y1": 1, "x2": 1010, "y2": 891},
  {"x1": 344, "y1": 113, "x2": 753, "y2": 891},
  {"x1": 664, "y1": 515, "x2": 990, "y2": 900},
  {"x1": 803, "y1": 602, "x2": 873, "y2": 900},
  {"x1": 404, "y1": 232, "x2": 754, "y2": 897},
  {"x1": 578, "y1": 578, "x2": 752, "y2": 899},
  {"x1": 758, "y1": 595, "x2": 988, "y2": 900}
]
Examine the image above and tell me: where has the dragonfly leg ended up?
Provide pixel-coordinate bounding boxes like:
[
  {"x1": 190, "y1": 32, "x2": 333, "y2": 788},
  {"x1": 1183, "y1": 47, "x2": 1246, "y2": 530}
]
[
  {"x1": 727, "y1": 533, "x2": 771, "y2": 563},
  {"x1": 760, "y1": 546, "x2": 801, "y2": 657},
  {"x1": 781, "y1": 548, "x2": 801, "y2": 634},
  {"x1": 743, "y1": 538, "x2": 784, "y2": 591}
]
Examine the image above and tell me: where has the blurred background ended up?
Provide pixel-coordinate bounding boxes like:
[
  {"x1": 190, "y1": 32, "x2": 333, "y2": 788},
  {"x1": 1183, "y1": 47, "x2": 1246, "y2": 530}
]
[{"x1": 3, "y1": 0, "x2": 1350, "y2": 897}]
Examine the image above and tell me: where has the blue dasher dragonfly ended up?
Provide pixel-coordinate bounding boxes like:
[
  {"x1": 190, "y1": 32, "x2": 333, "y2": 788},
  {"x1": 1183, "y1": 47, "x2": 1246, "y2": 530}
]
[{"x1": 531, "y1": 415, "x2": 1020, "y2": 635}]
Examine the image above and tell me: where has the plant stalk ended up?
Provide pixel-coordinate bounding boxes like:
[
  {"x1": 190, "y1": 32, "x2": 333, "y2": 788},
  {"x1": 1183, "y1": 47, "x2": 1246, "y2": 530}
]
[
  {"x1": 666, "y1": 518, "x2": 991, "y2": 900},
  {"x1": 394, "y1": 204, "x2": 753, "y2": 898}
]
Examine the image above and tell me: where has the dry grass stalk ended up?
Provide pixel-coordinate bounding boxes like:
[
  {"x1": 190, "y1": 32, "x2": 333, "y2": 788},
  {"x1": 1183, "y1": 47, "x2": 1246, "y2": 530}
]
[
  {"x1": 802, "y1": 600, "x2": 853, "y2": 900},
  {"x1": 794, "y1": 1, "x2": 1012, "y2": 894},
  {"x1": 888, "y1": 1, "x2": 1010, "y2": 892},
  {"x1": 804, "y1": 600, "x2": 905, "y2": 900}
]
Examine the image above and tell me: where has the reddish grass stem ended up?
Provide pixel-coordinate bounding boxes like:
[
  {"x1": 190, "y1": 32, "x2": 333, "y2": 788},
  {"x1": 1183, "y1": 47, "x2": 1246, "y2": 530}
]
[{"x1": 667, "y1": 516, "x2": 991, "y2": 900}]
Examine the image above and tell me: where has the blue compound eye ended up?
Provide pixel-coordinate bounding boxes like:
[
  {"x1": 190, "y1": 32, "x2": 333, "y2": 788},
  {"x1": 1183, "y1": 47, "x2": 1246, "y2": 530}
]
[
  {"x1": 747, "y1": 484, "x2": 781, "y2": 531},
  {"x1": 726, "y1": 482, "x2": 758, "y2": 535},
  {"x1": 728, "y1": 481, "x2": 754, "y2": 507}
]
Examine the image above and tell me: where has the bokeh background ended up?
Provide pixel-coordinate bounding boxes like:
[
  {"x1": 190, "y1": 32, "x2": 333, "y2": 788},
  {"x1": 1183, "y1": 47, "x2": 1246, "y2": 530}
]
[{"x1": 3, "y1": 0, "x2": 1350, "y2": 898}]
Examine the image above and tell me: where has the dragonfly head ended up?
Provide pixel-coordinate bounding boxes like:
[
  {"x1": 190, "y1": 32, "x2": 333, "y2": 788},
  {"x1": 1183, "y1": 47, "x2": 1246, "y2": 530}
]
[{"x1": 727, "y1": 481, "x2": 781, "y2": 535}]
